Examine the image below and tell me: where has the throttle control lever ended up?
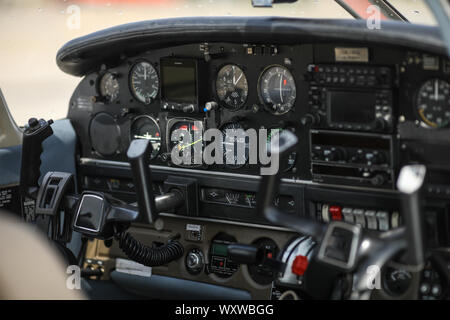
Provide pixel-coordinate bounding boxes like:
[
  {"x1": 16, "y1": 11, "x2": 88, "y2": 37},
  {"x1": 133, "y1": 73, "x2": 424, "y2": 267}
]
[
  {"x1": 72, "y1": 138, "x2": 186, "y2": 267},
  {"x1": 74, "y1": 139, "x2": 184, "y2": 239}
]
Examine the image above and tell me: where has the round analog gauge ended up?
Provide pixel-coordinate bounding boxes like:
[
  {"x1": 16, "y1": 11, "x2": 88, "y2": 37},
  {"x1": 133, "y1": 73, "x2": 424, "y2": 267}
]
[
  {"x1": 89, "y1": 113, "x2": 121, "y2": 156},
  {"x1": 169, "y1": 121, "x2": 203, "y2": 167},
  {"x1": 221, "y1": 122, "x2": 249, "y2": 169},
  {"x1": 215, "y1": 64, "x2": 248, "y2": 110},
  {"x1": 416, "y1": 79, "x2": 450, "y2": 128},
  {"x1": 130, "y1": 61, "x2": 159, "y2": 104},
  {"x1": 258, "y1": 65, "x2": 296, "y2": 115},
  {"x1": 99, "y1": 72, "x2": 120, "y2": 102},
  {"x1": 130, "y1": 116, "x2": 161, "y2": 159},
  {"x1": 266, "y1": 127, "x2": 297, "y2": 172}
]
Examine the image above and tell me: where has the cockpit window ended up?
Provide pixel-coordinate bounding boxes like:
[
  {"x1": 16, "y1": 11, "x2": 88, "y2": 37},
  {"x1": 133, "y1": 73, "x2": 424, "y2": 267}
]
[{"x1": 389, "y1": 0, "x2": 436, "y2": 25}]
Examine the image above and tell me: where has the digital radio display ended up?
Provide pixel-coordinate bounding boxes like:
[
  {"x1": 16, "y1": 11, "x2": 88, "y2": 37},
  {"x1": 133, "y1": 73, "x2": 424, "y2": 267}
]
[{"x1": 161, "y1": 58, "x2": 197, "y2": 103}]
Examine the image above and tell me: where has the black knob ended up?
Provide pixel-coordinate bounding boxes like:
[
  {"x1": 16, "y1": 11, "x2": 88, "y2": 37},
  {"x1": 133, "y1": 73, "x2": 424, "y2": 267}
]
[
  {"x1": 324, "y1": 147, "x2": 346, "y2": 162},
  {"x1": 28, "y1": 118, "x2": 39, "y2": 129},
  {"x1": 183, "y1": 104, "x2": 195, "y2": 113},
  {"x1": 185, "y1": 249, "x2": 204, "y2": 275},
  {"x1": 160, "y1": 152, "x2": 171, "y2": 162},
  {"x1": 370, "y1": 151, "x2": 387, "y2": 166},
  {"x1": 301, "y1": 113, "x2": 320, "y2": 126},
  {"x1": 375, "y1": 118, "x2": 387, "y2": 131},
  {"x1": 334, "y1": 147, "x2": 347, "y2": 162},
  {"x1": 370, "y1": 174, "x2": 386, "y2": 186}
]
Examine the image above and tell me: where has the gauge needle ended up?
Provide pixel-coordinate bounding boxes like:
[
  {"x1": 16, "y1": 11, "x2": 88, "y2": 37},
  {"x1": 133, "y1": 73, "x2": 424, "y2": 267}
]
[
  {"x1": 134, "y1": 134, "x2": 160, "y2": 141},
  {"x1": 179, "y1": 138, "x2": 203, "y2": 151},
  {"x1": 435, "y1": 79, "x2": 439, "y2": 101},
  {"x1": 279, "y1": 75, "x2": 284, "y2": 103},
  {"x1": 419, "y1": 109, "x2": 438, "y2": 128},
  {"x1": 234, "y1": 72, "x2": 243, "y2": 86}
]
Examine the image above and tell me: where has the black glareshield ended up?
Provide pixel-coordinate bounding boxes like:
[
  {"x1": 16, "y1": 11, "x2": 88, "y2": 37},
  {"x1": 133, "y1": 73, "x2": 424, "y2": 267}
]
[{"x1": 127, "y1": 139, "x2": 157, "y2": 223}]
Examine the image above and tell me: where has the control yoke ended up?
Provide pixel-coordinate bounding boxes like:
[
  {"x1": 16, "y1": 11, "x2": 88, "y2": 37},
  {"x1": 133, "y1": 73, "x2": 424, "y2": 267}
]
[
  {"x1": 254, "y1": 129, "x2": 427, "y2": 295},
  {"x1": 127, "y1": 139, "x2": 158, "y2": 224},
  {"x1": 228, "y1": 130, "x2": 325, "y2": 271},
  {"x1": 257, "y1": 130, "x2": 327, "y2": 240}
]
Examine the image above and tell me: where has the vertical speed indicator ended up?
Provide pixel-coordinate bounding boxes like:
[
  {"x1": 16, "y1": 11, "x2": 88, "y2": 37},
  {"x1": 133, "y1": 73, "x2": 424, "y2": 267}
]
[{"x1": 129, "y1": 61, "x2": 159, "y2": 105}]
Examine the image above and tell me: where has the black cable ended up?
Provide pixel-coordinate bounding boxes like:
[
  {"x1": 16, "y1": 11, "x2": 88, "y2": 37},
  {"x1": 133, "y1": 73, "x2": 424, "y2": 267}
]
[{"x1": 115, "y1": 232, "x2": 184, "y2": 267}]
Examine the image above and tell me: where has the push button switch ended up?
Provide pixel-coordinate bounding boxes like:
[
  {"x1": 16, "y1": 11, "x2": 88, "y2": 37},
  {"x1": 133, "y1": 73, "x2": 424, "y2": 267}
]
[
  {"x1": 342, "y1": 207, "x2": 354, "y2": 224},
  {"x1": 376, "y1": 211, "x2": 390, "y2": 231},
  {"x1": 365, "y1": 210, "x2": 377, "y2": 230},
  {"x1": 329, "y1": 205, "x2": 342, "y2": 221},
  {"x1": 292, "y1": 255, "x2": 309, "y2": 276},
  {"x1": 353, "y1": 209, "x2": 366, "y2": 228}
]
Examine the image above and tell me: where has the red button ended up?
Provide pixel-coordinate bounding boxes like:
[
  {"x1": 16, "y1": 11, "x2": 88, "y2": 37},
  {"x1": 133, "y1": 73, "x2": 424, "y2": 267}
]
[
  {"x1": 292, "y1": 255, "x2": 308, "y2": 276},
  {"x1": 329, "y1": 205, "x2": 342, "y2": 221},
  {"x1": 267, "y1": 252, "x2": 273, "y2": 259}
]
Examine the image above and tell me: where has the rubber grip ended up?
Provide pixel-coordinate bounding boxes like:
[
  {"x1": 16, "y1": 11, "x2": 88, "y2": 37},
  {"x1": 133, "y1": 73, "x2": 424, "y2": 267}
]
[
  {"x1": 19, "y1": 119, "x2": 53, "y2": 197},
  {"x1": 127, "y1": 139, "x2": 157, "y2": 223}
]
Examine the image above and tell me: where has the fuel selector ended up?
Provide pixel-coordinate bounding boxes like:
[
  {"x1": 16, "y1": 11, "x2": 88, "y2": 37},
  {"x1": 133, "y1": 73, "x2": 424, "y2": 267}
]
[{"x1": 185, "y1": 248, "x2": 205, "y2": 275}]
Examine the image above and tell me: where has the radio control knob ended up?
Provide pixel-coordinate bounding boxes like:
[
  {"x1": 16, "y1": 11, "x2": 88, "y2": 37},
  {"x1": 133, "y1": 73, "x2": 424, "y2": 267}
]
[
  {"x1": 301, "y1": 113, "x2": 320, "y2": 126},
  {"x1": 351, "y1": 149, "x2": 365, "y2": 164},
  {"x1": 327, "y1": 147, "x2": 347, "y2": 162},
  {"x1": 370, "y1": 174, "x2": 386, "y2": 186},
  {"x1": 375, "y1": 118, "x2": 387, "y2": 131},
  {"x1": 336, "y1": 148, "x2": 347, "y2": 162},
  {"x1": 370, "y1": 151, "x2": 386, "y2": 165},
  {"x1": 323, "y1": 147, "x2": 346, "y2": 162}
]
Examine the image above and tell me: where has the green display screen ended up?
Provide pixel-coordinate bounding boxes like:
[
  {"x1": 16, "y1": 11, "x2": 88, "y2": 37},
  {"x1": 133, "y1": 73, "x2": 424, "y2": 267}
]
[{"x1": 212, "y1": 243, "x2": 228, "y2": 256}]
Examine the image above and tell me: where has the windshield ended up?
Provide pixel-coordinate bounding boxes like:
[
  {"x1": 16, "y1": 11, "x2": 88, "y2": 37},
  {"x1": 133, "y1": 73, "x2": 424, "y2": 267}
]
[{"x1": 0, "y1": 0, "x2": 437, "y2": 126}]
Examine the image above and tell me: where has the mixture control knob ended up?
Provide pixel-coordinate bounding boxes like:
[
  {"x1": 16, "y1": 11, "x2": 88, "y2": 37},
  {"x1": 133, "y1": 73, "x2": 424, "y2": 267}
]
[
  {"x1": 185, "y1": 249, "x2": 204, "y2": 275},
  {"x1": 204, "y1": 101, "x2": 218, "y2": 112}
]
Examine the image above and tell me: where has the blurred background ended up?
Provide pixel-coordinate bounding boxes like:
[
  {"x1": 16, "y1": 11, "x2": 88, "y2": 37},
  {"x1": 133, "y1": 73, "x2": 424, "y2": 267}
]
[{"x1": 0, "y1": 0, "x2": 435, "y2": 126}]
